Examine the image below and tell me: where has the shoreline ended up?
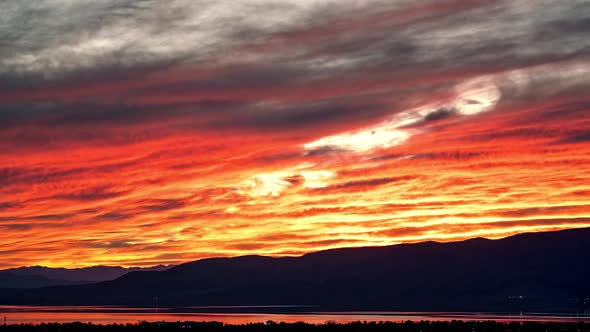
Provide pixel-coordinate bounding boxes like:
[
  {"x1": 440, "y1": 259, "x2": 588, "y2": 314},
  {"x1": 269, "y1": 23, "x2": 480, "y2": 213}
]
[{"x1": 0, "y1": 320, "x2": 589, "y2": 332}]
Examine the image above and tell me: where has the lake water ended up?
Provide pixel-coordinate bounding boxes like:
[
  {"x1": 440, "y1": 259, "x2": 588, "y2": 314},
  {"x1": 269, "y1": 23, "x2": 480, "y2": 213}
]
[{"x1": 0, "y1": 306, "x2": 588, "y2": 325}]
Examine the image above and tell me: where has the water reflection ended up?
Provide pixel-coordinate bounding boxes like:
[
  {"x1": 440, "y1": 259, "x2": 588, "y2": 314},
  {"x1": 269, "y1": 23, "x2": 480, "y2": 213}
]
[{"x1": 0, "y1": 306, "x2": 588, "y2": 325}]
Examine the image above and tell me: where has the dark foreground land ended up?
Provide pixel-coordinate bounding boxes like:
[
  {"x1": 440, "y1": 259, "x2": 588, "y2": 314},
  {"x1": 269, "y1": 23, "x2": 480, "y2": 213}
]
[
  {"x1": 0, "y1": 321, "x2": 589, "y2": 332},
  {"x1": 3, "y1": 228, "x2": 589, "y2": 312}
]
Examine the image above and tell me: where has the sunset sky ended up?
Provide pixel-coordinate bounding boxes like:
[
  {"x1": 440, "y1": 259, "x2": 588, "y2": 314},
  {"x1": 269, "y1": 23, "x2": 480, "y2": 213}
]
[{"x1": 1, "y1": 0, "x2": 589, "y2": 269}]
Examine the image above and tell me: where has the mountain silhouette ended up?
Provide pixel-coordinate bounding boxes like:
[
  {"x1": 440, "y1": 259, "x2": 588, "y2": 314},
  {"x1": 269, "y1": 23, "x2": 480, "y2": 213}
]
[
  {"x1": 1, "y1": 228, "x2": 588, "y2": 312},
  {"x1": 0, "y1": 272, "x2": 88, "y2": 289},
  {"x1": 0, "y1": 265, "x2": 173, "y2": 288}
]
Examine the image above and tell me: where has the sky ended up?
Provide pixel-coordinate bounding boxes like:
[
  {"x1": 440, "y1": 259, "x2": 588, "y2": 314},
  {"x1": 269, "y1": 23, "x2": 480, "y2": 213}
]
[{"x1": 1, "y1": 0, "x2": 589, "y2": 269}]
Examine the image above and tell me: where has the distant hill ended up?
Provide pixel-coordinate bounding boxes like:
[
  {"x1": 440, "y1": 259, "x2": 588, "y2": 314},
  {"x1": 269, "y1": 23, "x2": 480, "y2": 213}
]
[
  {"x1": 1, "y1": 228, "x2": 589, "y2": 312},
  {"x1": 0, "y1": 272, "x2": 88, "y2": 289},
  {"x1": 0, "y1": 265, "x2": 173, "y2": 288}
]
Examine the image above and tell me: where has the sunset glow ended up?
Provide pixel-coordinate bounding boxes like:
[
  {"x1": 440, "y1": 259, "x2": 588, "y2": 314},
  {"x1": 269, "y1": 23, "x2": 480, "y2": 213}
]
[{"x1": 1, "y1": 0, "x2": 589, "y2": 269}]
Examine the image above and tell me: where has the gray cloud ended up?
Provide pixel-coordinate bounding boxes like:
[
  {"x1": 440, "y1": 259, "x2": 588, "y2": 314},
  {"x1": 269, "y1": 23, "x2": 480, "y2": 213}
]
[
  {"x1": 0, "y1": 0, "x2": 588, "y2": 148},
  {"x1": 2, "y1": 0, "x2": 588, "y2": 83}
]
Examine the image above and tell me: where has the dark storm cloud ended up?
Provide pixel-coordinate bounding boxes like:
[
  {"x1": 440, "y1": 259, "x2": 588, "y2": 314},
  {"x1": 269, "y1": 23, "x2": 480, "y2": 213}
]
[
  {"x1": 228, "y1": 98, "x2": 391, "y2": 130},
  {"x1": 0, "y1": 0, "x2": 344, "y2": 86},
  {"x1": 278, "y1": 0, "x2": 590, "y2": 78},
  {"x1": 0, "y1": 101, "x2": 197, "y2": 129},
  {"x1": 1, "y1": 0, "x2": 588, "y2": 144},
  {"x1": 136, "y1": 64, "x2": 309, "y2": 96}
]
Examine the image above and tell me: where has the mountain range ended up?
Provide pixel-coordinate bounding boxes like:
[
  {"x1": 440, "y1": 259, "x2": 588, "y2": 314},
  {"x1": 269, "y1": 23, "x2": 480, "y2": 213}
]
[
  {"x1": 1, "y1": 228, "x2": 589, "y2": 312},
  {"x1": 0, "y1": 265, "x2": 172, "y2": 288}
]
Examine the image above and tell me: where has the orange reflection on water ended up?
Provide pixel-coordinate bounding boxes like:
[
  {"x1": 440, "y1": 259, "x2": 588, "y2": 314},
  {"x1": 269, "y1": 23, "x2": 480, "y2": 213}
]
[{"x1": 0, "y1": 306, "x2": 588, "y2": 325}]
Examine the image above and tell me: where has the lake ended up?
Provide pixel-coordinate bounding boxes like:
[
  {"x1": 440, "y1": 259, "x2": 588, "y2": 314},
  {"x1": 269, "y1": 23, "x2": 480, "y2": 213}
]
[{"x1": 0, "y1": 306, "x2": 589, "y2": 324}]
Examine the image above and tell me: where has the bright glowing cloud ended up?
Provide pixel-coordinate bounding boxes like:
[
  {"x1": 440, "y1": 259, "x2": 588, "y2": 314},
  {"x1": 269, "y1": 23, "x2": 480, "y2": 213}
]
[
  {"x1": 239, "y1": 164, "x2": 335, "y2": 197},
  {"x1": 304, "y1": 126, "x2": 412, "y2": 153},
  {"x1": 304, "y1": 76, "x2": 502, "y2": 154},
  {"x1": 453, "y1": 77, "x2": 501, "y2": 115}
]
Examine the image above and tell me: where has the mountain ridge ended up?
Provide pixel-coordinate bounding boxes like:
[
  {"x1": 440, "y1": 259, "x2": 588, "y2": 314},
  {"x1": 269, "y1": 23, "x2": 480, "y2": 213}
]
[
  {"x1": 1, "y1": 227, "x2": 588, "y2": 312},
  {"x1": 0, "y1": 264, "x2": 174, "y2": 288}
]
